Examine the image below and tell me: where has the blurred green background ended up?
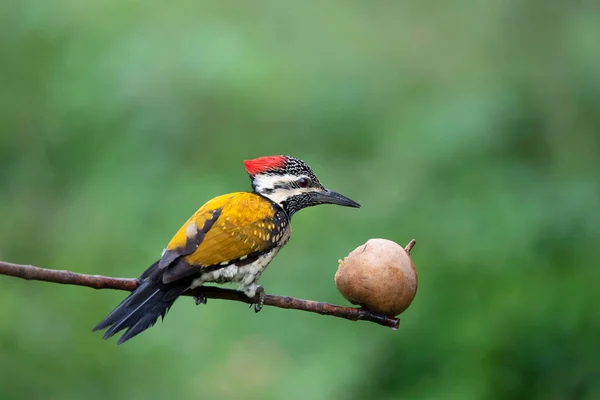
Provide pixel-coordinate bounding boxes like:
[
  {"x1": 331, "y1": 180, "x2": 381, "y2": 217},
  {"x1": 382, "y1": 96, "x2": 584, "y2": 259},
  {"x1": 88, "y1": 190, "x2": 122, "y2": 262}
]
[{"x1": 1, "y1": 1, "x2": 599, "y2": 399}]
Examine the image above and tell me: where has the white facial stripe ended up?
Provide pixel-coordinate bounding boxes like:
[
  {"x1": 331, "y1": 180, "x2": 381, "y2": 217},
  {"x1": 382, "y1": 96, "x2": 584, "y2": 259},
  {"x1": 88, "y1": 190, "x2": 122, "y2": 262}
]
[
  {"x1": 252, "y1": 174, "x2": 297, "y2": 193},
  {"x1": 265, "y1": 187, "x2": 319, "y2": 205},
  {"x1": 253, "y1": 173, "x2": 320, "y2": 206}
]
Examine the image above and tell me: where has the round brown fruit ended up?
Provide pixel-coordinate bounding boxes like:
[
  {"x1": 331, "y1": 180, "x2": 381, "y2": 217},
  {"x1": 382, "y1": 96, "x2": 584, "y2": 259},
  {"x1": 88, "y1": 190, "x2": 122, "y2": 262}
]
[{"x1": 335, "y1": 238, "x2": 417, "y2": 316}]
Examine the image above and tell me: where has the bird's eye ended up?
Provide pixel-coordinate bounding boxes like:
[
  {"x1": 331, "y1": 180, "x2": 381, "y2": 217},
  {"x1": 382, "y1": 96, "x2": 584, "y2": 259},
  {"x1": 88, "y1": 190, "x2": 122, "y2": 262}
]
[{"x1": 297, "y1": 177, "x2": 311, "y2": 188}]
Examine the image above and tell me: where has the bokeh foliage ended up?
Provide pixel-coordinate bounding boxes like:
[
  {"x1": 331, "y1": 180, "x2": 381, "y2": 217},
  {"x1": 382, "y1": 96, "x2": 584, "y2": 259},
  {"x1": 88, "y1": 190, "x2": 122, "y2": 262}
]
[{"x1": 1, "y1": 1, "x2": 599, "y2": 399}]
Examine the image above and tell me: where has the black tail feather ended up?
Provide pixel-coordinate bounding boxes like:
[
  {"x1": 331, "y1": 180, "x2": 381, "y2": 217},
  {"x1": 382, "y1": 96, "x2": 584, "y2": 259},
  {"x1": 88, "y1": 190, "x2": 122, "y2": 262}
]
[{"x1": 93, "y1": 272, "x2": 190, "y2": 344}]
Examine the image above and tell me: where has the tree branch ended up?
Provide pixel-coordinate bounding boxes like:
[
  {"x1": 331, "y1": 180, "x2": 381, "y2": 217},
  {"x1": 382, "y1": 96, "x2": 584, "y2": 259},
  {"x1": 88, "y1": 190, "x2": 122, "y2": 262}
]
[{"x1": 0, "y1": 241, "x2": 416, "y2": 330}]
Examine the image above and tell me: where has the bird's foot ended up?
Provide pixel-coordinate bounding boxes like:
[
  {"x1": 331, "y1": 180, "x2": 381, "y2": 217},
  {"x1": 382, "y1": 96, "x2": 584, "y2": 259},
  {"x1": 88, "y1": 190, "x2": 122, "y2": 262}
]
[
  {"x1": 243, "y1": 284, "x2": 265, "y2": 313},
  {"x1": 254, "y1": 286, "x2": 265, "y2": 313},
  {"x1": 193, "y1": 293, "x2": 208, "y2": 305}
]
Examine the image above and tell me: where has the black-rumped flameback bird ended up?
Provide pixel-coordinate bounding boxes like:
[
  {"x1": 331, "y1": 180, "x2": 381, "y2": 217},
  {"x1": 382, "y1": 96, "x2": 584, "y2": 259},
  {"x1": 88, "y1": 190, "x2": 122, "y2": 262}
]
[{"x1": 93, "y1": 155, "x2": 360, "y2": 344}]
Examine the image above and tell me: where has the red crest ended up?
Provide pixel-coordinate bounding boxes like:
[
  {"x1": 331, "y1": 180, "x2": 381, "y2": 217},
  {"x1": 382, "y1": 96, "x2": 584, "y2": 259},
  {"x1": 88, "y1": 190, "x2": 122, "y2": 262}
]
[{"x1": 244, "y1": 156, "x2": 287, "y2": 176}]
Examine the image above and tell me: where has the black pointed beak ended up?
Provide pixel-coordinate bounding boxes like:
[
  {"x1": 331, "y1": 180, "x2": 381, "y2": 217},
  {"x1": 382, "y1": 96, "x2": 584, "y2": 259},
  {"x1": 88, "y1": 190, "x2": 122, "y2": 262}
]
[{"x1": 315, "y1": 189, "x2": 361, "y2": 208}]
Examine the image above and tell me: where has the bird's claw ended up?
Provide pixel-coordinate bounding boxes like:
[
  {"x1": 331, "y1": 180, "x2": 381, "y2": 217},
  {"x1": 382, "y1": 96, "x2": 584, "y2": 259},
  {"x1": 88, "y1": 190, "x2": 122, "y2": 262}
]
[
  {"x1": 194, "y1": 294, "x2": 207, "y2": 306},
  {"x1": 253, "y1": 286, "x2": 265, "y2": 313}
]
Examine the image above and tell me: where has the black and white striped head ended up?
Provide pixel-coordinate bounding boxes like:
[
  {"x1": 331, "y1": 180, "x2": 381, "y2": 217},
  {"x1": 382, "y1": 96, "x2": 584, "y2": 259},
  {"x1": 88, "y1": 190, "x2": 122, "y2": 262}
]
[{"x1": 244, "y1": 155, "x2": 360, "y2": 217}]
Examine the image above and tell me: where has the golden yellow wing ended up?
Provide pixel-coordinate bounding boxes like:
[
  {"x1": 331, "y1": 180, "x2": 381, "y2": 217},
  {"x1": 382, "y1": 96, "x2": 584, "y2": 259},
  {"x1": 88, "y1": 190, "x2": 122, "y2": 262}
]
[{"x1": 157, "y1": 192, "x2": 289, "y2": 283}]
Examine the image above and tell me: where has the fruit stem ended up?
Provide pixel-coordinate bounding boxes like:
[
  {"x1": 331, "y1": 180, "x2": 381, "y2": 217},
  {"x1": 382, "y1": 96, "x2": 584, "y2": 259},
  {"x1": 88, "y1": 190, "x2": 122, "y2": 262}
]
[{"x1": 405, "y1": 239, "x2": 416, "y2": 254}]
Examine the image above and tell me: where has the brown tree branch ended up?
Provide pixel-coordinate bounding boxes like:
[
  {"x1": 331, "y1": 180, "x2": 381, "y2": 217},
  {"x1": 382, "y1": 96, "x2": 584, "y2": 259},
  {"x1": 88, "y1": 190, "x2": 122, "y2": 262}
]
[{"x1": 0, "y1": 241, "x2": 416, "y2": 330}]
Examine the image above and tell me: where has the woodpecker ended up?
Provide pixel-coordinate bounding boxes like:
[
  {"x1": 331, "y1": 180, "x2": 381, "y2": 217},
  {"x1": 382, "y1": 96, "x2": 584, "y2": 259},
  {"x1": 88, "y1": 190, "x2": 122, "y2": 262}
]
[{"x1": 93, "y1": 155, "x2": 360, "y2": 344}]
